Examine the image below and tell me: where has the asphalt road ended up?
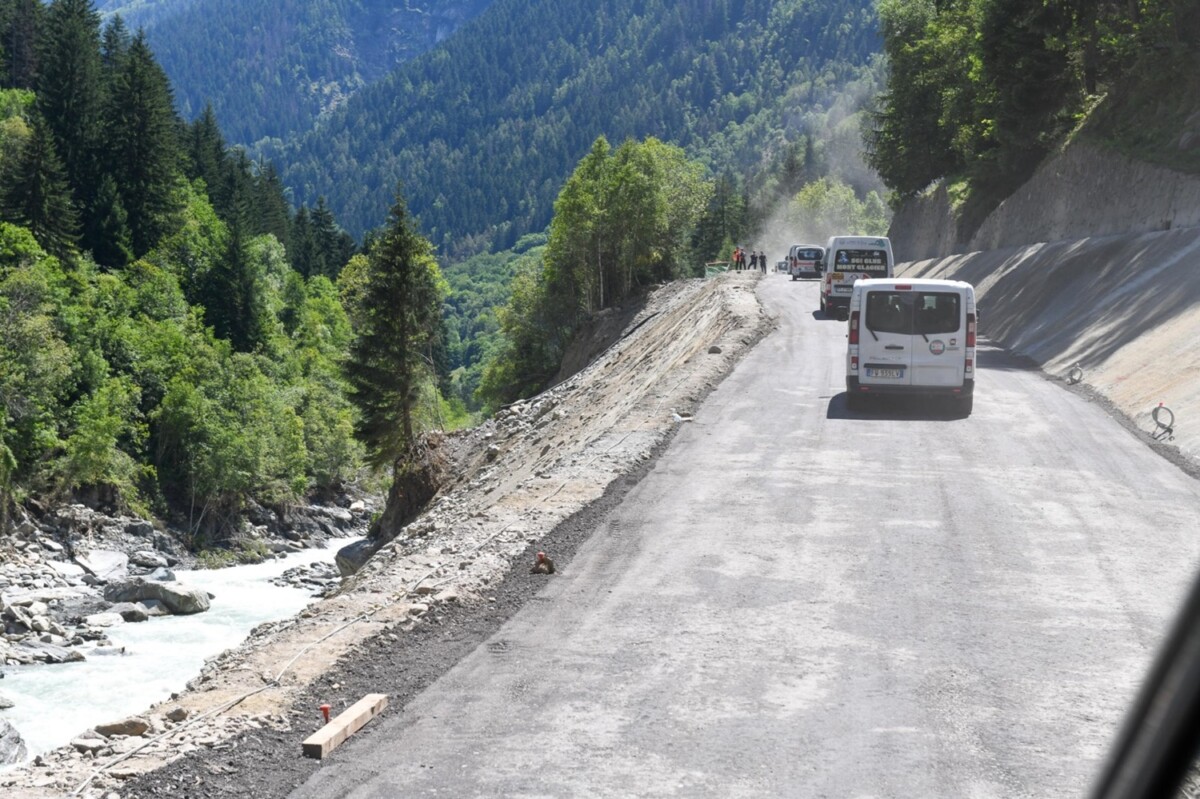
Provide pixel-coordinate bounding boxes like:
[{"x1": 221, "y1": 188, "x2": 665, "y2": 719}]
[{"x1": 291, "y1": 275, "x2": 1200, "y2": 798}]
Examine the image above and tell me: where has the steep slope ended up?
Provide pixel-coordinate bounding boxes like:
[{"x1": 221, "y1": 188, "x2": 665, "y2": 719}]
[
  {"x1": 135, "y1": 0, "x2": 494, "y2": 143},
  {"x1": 3, "y1": 271, "x2": 771, "y2": 797},
  {"x1": 273, "y1": 0, "x2": 882, "y2": 250}
]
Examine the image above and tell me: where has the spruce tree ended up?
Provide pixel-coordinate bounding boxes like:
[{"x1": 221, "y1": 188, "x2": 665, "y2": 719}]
[
  {"x1": 36, "y1": 0, "x2": 103, "y2": 204},
  {"x1": 186, "y1": 103, "x2": 227, "y2": 195},
  {"x1": 201, "y1": 196, "x2": 269, "y2": 353},
  {"x1": 101, "y1": 30, "x2": 180, "y2": 257},
  {"x1": 345, "y1": 188, "x2": 444, "y2": 472},
  {"x1": 0, "y1": 112, "x2": 78, "y2": 259},
  {"x1": 2, "y1": 0, "x2": 42, "y2": 90},
  {"x1": 253, "y1": 160, "x2": 291, "y2": 249},
  {"x1": 85, "y1": 173, "x2": 132, "y2": 268}
]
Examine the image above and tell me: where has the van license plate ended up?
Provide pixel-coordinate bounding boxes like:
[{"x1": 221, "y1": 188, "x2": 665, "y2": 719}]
[{"x1": 866, "y1": 367, "x2": 902, "y2": 378}]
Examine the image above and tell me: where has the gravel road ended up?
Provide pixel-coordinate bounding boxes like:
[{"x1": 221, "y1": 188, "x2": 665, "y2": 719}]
[
  {"x1": 68, "y1": 272, "x2": 1200, "y2": 798},
  {"x1": 262, "y1": 276, "x2": 1200, "y2": 798}
]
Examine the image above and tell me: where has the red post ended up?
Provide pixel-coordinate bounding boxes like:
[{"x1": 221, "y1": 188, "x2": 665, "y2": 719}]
[{"x1": 320, "y1": 704, "x2": 331, "y2": 723}]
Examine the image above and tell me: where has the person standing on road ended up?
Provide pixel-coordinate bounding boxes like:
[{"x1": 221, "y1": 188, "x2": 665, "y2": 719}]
[
  {"x1": 749, "y1": 250, "x2": 758, "y2": 272},
  {"x1": 759, "y1": 251, "x2": 767, "y2": 274}
]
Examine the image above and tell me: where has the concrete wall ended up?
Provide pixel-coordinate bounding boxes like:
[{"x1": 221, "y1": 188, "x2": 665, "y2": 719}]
[
  {"x1": 898, "y1": 227, "x2": 1200, "y2": 464},
  {"x1": 889, "y1": 141, "x2": 1200, "y2": 262}
]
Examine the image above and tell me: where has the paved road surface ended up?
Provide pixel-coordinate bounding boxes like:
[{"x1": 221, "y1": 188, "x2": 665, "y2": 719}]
[{"x1": 293, "y1": 275, "x2": 1200, "y2": 798}]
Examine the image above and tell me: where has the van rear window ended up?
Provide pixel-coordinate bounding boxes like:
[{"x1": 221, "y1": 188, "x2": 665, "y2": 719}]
[
  {"x1": 793, "y1": 248, "x2": 823, "y2": 261},
  {"x1": 834, "y1": 249, "x2": 888, "y2": 273},
  {"x1": 864, "y1": 292, "x2": 960, "y2": 335}
]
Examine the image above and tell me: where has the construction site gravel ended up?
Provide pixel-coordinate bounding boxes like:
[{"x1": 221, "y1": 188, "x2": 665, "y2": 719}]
[{"x1": 1, "y1": 273, "x2": 769, "y2": 799}]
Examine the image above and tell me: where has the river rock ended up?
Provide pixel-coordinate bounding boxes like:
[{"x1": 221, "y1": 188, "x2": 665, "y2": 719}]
[
  {"x1": 85, "y1": 611, "x2": 125, "y2": 628},
  {"x1": 75, "y1": 550, "x2": 129, "y2": 583},
  {"x1": 335, "y1": 538, "x2": 380, "y2": 577},
  {"x1": 14, "y1": 640, "x2": 85, "y2": 664},
  {"x1": 70, "y1": 734, "x2": 107, "y2": 754},
  {"x1": 103, "y1": 579, "x2": 210, "y2": 614},
  {"x1": 130, "y1": 550, "x2": 168, "y2": 568},
  {"x1": 145, "y1": 567, "x2": 176, "y2": 582},
  {"x1": 165, "y1": 707, "x2": 188, "y2": 722},
  {"x1": 0, "y1": 718, "x2": 27, "y2": 766},
  {"x1": 0, "y1": 691, "x2": 14, "y2": 709},
  {"x1": 110, "y1": 602, "x2": 149, "y2": 622},
  {"x1": 140, "y1": 599, "x2": 170, "y2": 617},
  {"x1": 124, "y1": 520, "x2": 155, "y2": 537},
  {"x1": 94, "y1": 716, "x2": 150, "y2": 738}
]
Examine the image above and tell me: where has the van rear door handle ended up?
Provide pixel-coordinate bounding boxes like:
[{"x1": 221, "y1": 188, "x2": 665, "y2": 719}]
[{"x1": 884, "y1": 344, "x2": 905, "y2": 350}]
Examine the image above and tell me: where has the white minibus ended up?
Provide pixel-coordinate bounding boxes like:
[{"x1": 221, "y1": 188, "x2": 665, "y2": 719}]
[
  {"x1": 819, "y1": 235, "x2": 894, "y2": 318},
  {"x1": 845, "y1": 278, "x2": 977, "y2": 416}
]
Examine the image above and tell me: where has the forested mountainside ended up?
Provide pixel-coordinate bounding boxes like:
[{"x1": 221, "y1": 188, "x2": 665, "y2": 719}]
[
  {"x1": 273, "y1": 0, "x2": 883, "y2": 254},
  {"x1": 133, "y1": 0, "x2": 494, "y2": 145},
  {"x1": 96, "y1": 0, "x2": 197, "y2": 30}
]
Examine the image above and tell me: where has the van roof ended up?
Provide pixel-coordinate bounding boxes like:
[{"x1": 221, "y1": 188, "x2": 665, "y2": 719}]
[
  {"x1": 856, "y1": 277, "x2": 974, "y2": 291},
  {"x1": 827, "y1": 236, "x2": 891, "y2": 247}
]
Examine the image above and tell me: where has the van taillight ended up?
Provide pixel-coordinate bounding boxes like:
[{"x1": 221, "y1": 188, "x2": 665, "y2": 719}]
[
  {"x1": 849, "y1": 311, "x2": 859, "y2": 344},
  {"x1": 967, "y1": 313, "x2": 976, "y2": 347}
]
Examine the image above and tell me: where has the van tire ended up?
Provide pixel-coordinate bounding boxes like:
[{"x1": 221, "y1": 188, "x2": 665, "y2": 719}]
[
  {"x1": 819, "y1": 295, "x2": 826, "y2": 314},
  {"x1": 956, "y1": 396, "x2": 973, "y2": 417}
]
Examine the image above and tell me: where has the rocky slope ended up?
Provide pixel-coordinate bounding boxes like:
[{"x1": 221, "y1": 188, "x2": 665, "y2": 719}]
[{"x1": 0, "y1": 272, "x2": 769, "y2": 798}]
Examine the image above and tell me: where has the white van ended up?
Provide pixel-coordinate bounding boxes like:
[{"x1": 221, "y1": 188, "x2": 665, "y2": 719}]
[
  {"x1": 788, "y1": 244, "x2": 825, "y2": 280},
  {"x1": 819, "y1": 235, "x2": 894, "y2": 318},
  {"x1": 845, "y1": 278, "x2": 977, "y2": 415}
]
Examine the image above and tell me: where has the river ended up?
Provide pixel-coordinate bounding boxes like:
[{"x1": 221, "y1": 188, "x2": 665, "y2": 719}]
[{"x1": 0, "y1": 539, "x2": 354, "y2": 764}]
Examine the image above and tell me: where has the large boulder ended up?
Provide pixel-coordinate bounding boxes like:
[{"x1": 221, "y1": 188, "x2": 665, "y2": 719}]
[
  {"x1": 0, "y1": 718, "x2": 27, "y2": 766},
  {"x1": 94, "y1": 716, "x2": 150, "y2": 738},
  {"x1": 75, "y1": 549, "x2": 129, "y2": 583},
  {"x1": 13, "y1": 640, "x2": 85, "y2": 664},
  {"x1": 130, "y1": 550, "x2": 169, "y2": 568},
  {"x1": 103, "y1": 579, "x2": 210, "y2": 615},
  {"x1": 335, "y1": 538, "x2": 380, "y2": 577}
]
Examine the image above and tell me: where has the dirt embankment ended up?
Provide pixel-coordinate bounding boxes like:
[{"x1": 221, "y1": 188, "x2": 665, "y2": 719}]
[{"x1": 0, "y1": 273, "x2": 771, "y2": 799}]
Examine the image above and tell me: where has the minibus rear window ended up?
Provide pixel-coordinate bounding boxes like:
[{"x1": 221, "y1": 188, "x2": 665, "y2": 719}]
[
  {"x1": 833, "y1": 249, "x2": 888, "y2": 273},
  {"x1": 914, "y1": 293, "x2": 961, "y2": 335},
  {"x1": 865, "y1": 291, "x2": 961, "y2": 335},
  {"x1": 864, "y1": 292, "x2": 911, "y2": 334},
  {"x1": 793, "y1": 248, "x2": 823, "y2": 261}
]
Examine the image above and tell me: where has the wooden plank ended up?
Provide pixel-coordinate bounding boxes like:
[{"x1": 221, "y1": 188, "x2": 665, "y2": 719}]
[{"x1": 302, "y1": 693, "x2": 388, "y2": 759}]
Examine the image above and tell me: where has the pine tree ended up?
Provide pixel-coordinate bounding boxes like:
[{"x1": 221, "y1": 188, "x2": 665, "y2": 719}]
[
  {"x1": 85, "y1": 173, "x2": 131, "y2": 268},
  {"x1": 101, "y1": 30, "x2": 180, "y2": 257},
  {"x1": 186, "y1": 103, "x2": 226, "y2": 196},
  {"x1": 36, "y1": 0, "x2": 103, "y2": 204},
  {"x1": 290, "y1": 205, "x2": 317, "y2": 277},
  {"x1": 99, "y1": 13, "x2": 129, "y2": 72},
  {"x1": 2, "y1": 0, "x2": 42, "y2": 90},
  {"x1": 201, "y1": 190, "x2": 269, "y2": 352},
  {"x1": 0, "y1": 112, "x2": 78, "y2": 259},
  {"x1": 253, "y1": 160, "x2": 291, "y2": 249},
  {"x1": 345, "y1": 188, "x2": 444, "y2": 472}
]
